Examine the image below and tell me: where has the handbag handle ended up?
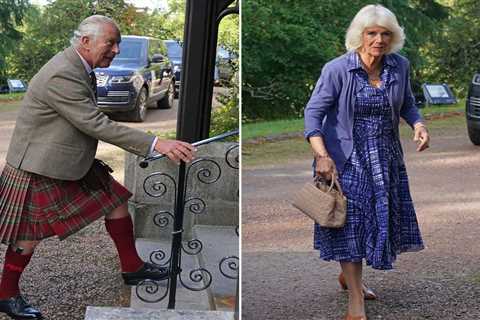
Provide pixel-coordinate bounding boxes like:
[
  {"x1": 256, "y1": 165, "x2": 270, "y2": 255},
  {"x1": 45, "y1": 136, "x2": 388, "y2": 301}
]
[{"x1": 314, "y1": 174, "x2": 344, "y2": 197}]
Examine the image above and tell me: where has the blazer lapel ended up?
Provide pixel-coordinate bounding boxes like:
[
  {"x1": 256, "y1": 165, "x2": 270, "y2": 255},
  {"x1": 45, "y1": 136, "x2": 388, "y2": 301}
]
[{"x1": 64, "y1": 47, "x2": 97, "y2": 102}]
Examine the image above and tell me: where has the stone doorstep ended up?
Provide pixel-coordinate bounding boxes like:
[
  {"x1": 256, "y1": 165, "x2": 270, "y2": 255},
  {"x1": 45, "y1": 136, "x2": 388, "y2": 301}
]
[
  {"x1": 131, "y1": 226, "x2": 239, "y2": 311},
  {"x1": 84, "y1": 307, "x2": 235, "y2": 320},
  {"x1": 84, "y1": 228, "x2": 239, "y2": 319},
  {"x1": 192, "y1": 225, "x2": 239, "y2": 312}
]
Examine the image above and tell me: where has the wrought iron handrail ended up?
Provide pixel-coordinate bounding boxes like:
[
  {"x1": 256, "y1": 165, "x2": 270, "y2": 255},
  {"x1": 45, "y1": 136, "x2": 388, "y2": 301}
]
[
  {"x1": 139, "y1": 129, "x2": 239, "y2": 168},
  {"x1": 136, "y1": 129, "x2": 239, "y2": 309}
]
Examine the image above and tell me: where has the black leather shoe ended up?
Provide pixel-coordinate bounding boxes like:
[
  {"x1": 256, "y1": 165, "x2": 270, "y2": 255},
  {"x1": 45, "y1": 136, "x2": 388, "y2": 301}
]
[
  {"x1": 0, "y1": 295, "x2": 42, "y2": 319},
  {"x1": 122, "y1": 262, "x2": 169, "y2": 285}
]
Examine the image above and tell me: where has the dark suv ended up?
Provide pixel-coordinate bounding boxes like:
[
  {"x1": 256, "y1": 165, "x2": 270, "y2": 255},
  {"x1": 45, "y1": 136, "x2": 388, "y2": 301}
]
[
  {"x1": 164, "y1": 39, "x2": 182, "y2": 98},
  {"x1": 466, "y1": 73, "x2": 480, "y2": 145},
  {"x1": 95, "y1": 35, "x2": 175, "y2": 122}
]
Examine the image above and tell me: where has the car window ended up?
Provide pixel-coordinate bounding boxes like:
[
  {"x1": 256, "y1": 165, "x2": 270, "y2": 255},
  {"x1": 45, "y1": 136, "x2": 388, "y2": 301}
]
[
  {"x1": 165, "y1": 41, "x2": 183, "y2": 59},
  {"x1": 111, "y1": 38, "x2": 147, "y2": 65}
]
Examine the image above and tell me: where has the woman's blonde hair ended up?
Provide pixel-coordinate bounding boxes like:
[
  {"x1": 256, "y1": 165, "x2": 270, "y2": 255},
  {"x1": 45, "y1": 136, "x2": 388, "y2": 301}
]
[{"x1": 345, "y1": 4, "x2": 405, "y2": 53}]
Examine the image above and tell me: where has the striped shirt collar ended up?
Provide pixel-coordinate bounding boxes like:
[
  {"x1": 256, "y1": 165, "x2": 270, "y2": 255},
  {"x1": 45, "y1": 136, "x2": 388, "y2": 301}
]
[{"x1": 74, "y1": 48, "x2": 93, "y2": 75}]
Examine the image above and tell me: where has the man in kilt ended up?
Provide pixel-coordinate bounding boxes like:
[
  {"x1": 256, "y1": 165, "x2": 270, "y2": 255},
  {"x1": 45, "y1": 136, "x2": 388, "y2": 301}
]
[{"x1": 0, "y1": 15, "x2": 195, "y2": 319}]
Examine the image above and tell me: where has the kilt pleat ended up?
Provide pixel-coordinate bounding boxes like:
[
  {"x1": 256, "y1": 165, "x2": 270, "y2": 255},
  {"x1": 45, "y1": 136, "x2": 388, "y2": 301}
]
[
  {"x1": 0, "y1": 165, "x2": 31, "y2": 244},
  {"x1": 0, "y1": 166, "x2": 21, "y2": 236},
  {"x1": 0, "y1": 163, "x2": 131, "y2": 245}
]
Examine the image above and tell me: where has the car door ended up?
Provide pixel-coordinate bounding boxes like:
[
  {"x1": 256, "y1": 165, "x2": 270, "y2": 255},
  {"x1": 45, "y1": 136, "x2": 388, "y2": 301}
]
[{"x1": 147, "y1": 39, "x2": 163, "y2": 98}]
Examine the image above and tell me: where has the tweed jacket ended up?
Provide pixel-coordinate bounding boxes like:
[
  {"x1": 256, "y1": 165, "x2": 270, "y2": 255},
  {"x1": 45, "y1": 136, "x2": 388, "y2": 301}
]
[
  {"x1": 6, "y1": 46, "x2": 155, "y2": 180},
  {"x1": 304, "y1": 51, "x2": 423, "y2": 174}
]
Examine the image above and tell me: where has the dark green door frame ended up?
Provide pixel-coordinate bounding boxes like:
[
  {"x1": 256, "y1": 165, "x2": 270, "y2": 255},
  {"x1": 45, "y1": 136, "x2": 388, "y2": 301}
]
[{"x1": 176, "y1": 0, "x2": 238, "y2": 142}]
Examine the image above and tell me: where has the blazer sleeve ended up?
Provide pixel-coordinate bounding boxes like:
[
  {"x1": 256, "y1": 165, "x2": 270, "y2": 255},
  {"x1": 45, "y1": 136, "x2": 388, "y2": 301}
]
[
  {"x1": 400, "y1": 60, "x2": 423, "y2": 128},
  {"x1": 47, "y1": 73, "x2": 155, "y2": 157},
  {"x1": 304, "y1": 63, "x2": 340, "y2": 140}
]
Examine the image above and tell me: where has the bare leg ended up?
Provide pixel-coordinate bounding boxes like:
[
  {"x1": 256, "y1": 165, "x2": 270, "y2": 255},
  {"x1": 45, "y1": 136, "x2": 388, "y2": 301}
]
[
  {"x1": 105, "y1": 203, "x2": 130, "y2": 220},
  {"x1": 11, "y1": 240, "x2": 41, "y2": 255},
  {"x1": 340, "y1": 261, "x2": 365, "y2": 317}
]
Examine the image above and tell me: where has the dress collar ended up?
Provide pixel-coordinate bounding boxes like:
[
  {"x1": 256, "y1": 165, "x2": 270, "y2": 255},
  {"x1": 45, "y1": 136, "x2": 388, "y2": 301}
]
[{"x1": 347, "y1": 51, "x2": 398, "y2": 72}]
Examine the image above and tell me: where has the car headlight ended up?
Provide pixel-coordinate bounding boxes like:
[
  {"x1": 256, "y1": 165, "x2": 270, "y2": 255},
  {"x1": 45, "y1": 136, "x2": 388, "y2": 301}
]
[{"x1": 110, "y1": 75, "x2": 133, "y2": 83}]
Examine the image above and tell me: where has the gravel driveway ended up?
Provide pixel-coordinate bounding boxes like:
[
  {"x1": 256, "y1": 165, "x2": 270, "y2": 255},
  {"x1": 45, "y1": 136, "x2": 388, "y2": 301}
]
[{"x1": 242, "y1": 122, "x2": 480, "y2": 319}]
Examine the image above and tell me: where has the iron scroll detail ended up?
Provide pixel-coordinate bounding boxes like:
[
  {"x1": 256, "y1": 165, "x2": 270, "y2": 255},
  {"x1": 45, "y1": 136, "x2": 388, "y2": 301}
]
[{"x1": 138, "y1": 130, "x2": 239, "y2": 306}]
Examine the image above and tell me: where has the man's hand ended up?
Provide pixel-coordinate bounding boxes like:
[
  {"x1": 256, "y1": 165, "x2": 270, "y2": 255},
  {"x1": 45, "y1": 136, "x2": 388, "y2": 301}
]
[
  {"x1": 413, "y1": 123, "x2": 430, "y2": 152},
  {"x1": 155, "y1": 139, "x2": 195, "y2": 163}
]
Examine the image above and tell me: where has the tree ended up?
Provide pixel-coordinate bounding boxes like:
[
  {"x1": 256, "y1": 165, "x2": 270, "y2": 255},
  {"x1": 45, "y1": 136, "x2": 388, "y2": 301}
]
[
  {"x1": 242, "y1": 0, "x2": 448, "y2": 120},
  {"x1": 7, "y1": 0, "x2": 172, "y2": 80},
  {"x1": 421, "y1": 0, "x2": 480, "y2": 97},
  {"x1": 8, "y1": 0, "x2": 95, "y2": 80},
  {"x1": 0, "y1": 0, "x2": 29, "y2": 82}
]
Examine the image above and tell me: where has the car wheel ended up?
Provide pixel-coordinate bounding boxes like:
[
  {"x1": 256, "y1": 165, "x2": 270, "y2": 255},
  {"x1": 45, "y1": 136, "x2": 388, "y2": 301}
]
[
  {"x1": 173, "y1": 82, "x2": 179, "y2": 99},
  {"x1": 467, "y1": 122, "x2": 480, "y2": 145},
  {"x1": 130, "y1": 87, "x2": 147, "y2": 122},
  {"x1": 157, "y1": 82, "x2": 174, "y2": 109}
]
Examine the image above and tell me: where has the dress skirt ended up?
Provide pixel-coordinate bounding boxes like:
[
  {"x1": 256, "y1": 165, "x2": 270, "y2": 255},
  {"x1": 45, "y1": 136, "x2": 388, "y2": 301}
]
[{"x1": 313, "y1": 71, "x2": 424, "y2": 270}]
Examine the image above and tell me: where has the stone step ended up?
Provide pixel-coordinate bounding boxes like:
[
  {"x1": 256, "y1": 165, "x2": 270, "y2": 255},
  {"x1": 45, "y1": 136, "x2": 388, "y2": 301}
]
[
  {"x1": 85, "y1": 307, "x2": 234, "y2": 320},
  {"x1": 193, "y1": 225, "x2": 239, "y2": 311}
]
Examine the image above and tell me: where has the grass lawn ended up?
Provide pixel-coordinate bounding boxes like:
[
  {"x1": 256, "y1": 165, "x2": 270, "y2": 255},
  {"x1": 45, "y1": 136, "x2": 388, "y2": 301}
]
[
  {"x1": 0, "y1": 92, "x2": 24, "y2": 102},
  {"x1": 0, "y1": 93, "x2": 24, "y2": 113},
  {"x1": 242, "y1": 99, "x2": 465, "y2": 142},
  {"x1": 243, "y1": 112, "x2": 467, "y2": 168},
  {"x1": 0, "y1": 100, "x2": 22, "y2": 113}
]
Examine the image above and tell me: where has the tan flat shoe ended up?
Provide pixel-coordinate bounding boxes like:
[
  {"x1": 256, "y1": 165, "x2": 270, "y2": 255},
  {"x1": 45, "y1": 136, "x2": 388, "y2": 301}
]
[
  {"x1": 344, "y1": 314, "x2": 367, "y2": 320},
  {"x1": 338, "y1": 273, "x2": 377, "y2": 300}
]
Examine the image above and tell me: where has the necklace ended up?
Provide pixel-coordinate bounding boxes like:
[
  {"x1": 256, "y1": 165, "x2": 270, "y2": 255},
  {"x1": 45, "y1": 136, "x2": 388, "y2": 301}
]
[
  {"x1": 358, "y1": 52, "x2": 383, "y2": 87},
  {"x1": 363, "y1": 66, "x2": 382, "y2": 88}
]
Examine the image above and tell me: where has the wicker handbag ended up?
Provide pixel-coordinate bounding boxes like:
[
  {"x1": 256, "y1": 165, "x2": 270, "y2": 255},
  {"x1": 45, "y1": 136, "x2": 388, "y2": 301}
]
[{"x1": 292, "y1": 176, "x2": 347, "y2": 228}]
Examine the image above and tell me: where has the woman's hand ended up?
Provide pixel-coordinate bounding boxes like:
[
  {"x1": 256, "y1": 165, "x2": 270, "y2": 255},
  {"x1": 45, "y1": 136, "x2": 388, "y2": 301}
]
[
  {"x1": 154, "y1": 139, "x2": 195, "y2": 163},
  {"x1": 315, "y1": 155, "x2": 337, "y2": 180},
  {"x1": 413, "y1": 123, "x2": 430, "y2": 152}
]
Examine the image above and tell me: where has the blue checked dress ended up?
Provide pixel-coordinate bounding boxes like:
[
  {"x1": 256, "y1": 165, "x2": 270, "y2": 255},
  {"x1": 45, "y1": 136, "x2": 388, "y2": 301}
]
[{"x1": 313, "y1": 62, "x2": 424, "y2": 270}]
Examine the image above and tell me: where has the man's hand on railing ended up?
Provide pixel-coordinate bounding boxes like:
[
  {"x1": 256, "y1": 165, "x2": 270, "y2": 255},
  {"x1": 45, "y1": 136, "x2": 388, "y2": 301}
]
[{"x1": 154, "y1": 139, "x2": 195, "y2": 164}]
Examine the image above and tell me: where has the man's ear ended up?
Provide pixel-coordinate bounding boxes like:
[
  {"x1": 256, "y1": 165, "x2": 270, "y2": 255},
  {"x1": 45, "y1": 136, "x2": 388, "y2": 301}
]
[{"x1": 79, "y1": 35, "x2": 91, "y2": 50}]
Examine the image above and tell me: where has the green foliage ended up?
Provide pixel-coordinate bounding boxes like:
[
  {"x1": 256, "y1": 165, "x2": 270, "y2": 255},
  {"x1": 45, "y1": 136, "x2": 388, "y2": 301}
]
[
  {"x1": 210, "y1": 86, "x2": 239, "y2": 138},
  {"x1": 242, "y1": 0, "x2": 451, "y2": 120},
  {"x1": 0, "y1": 0, "x2": 29, "y2": 82},
  {"x1": 243, "y1": 0, "x2": 354, "y2": 120},
  {"x1": 218, "y1": 14, "x2": 239, "y2": 55},
  {"x1": 8, "y1": 1, "x2": 93, "y2": 80},
  {"x1": 7, "y1": 0, "x2": 172, "y2": 80},
  {"x1": 5, "y1": 0, "x2": 239, "y2": 85},
  {"x1": 161, "y1": 0, "x2": 186, "y2": 40},
  {"x1": 421, "y1": 0, "x2": 480, "y2": 98}
]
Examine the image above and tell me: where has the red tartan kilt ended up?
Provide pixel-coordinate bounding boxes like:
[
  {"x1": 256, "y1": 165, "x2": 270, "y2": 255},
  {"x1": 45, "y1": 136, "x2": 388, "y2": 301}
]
[{"x1": 0, "y1": 164, "x2": 131, "y2": 244}]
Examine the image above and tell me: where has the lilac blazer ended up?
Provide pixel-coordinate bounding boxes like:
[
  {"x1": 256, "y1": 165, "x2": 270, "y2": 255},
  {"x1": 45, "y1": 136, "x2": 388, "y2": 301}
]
[{"x1": 304, "y1": 51, "x2": 423, "y2": 174}]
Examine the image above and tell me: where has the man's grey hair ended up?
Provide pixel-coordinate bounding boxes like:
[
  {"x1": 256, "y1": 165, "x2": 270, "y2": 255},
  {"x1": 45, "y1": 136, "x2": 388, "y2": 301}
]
[
  {"x1": 345, "y1": 4, "x2": 405, "y2": 54},
  {"x1": 70, "y1": 15, "x2": 119, "y2": 47}
]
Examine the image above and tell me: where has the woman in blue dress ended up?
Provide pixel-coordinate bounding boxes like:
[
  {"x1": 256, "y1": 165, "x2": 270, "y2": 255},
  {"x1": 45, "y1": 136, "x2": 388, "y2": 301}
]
[{"x1": 304, "y1": 5, "x2": 430, "y2": 320}]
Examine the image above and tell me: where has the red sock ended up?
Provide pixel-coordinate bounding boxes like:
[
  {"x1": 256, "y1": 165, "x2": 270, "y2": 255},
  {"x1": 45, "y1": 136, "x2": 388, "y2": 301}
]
[
  {"x1": 0, "y1": 247, "x2": 33, "y2": 299},
  {"x1": 105, "y1": 216, "x2": 144, "y2": 272}
]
